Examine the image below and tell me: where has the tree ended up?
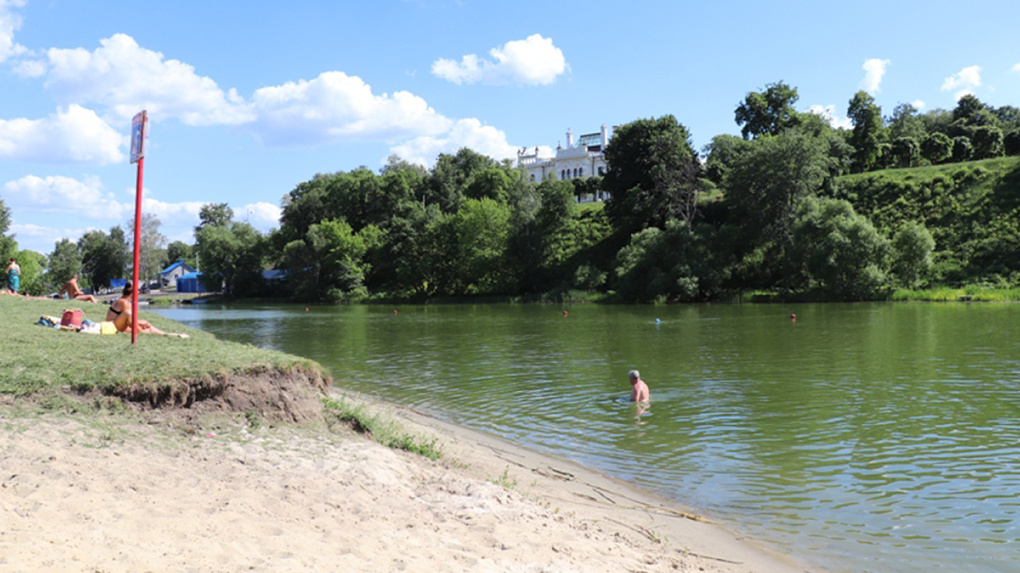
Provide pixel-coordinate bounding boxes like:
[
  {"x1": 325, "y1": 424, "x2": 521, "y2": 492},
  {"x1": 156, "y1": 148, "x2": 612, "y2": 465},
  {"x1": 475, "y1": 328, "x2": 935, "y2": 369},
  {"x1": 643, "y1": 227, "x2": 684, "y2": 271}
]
[
  {"x1": 0, "y1": 198, "x2": 16, "y2": 271},
  {"x1": 789, "y1": 197, "x2": 890, "y2": 300},
  {"x1": 127, "y1": 214, "x2": 167, "y2": 287},
  {"x1": 196, "y1": 203, "x2": 234, "y2": 232},
  {"x1": 848, "y1": 91, "x2": 885, "y2": 173},
  {"x1": 921, "y1": 132, "x2": 953, "y2": 164},
  {"x1": 78, "y1": 228, "x2": 128, "y2": 293},
  {"x1": 890, "y1": 221, "x2": 935, "y2": 288},
  {"x1": 46, "y1": 238, "x2": 82, "y2": 287},
  {"x1": 14, "y1": 250, "x2": 46, "y2": 296},
  {"x1": 1005, "y1": 131, "x2": 1020, "y2": 156},
  {"x1": 951, "y1": 136, "x2": 973, "y2": 163},
  {"x1": 887, "y1": 103, "x2": 927, "y2": 142},
  {"x1": 611, "y1": 220, "x2": 724, "y2": 302},
  {"x1": 166, "y1": 241, "x2": 194, "y2": 267},
  {"x1": 702, "y1": 134, "x2": 751, "y2": 185},
  {"x1": 971, "y1": 126, "x2": 1004, "y2": 159},
  {"x1": 891, "y1": 137, "x2": 920, "y2": 168},
  {"x1": 734, "y1": 81, "x2": 800, "y2": 139},
  {"x1": 602, "y1": 115, "x2": 701, "y2": 234},
  {"x1": 725, "y1": 130, "x2": 829, "y2": 248},
  {"x1": 196, "y1": 222, "x2": 265, "y2": 296}
]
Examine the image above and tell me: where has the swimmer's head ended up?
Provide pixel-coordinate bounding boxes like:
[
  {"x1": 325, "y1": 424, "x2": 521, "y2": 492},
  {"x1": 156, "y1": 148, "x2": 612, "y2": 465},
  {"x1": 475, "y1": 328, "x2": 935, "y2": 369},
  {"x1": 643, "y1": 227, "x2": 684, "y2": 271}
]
[{"x1": 628, "y1": 370, "x2": 640, "y2": 381}]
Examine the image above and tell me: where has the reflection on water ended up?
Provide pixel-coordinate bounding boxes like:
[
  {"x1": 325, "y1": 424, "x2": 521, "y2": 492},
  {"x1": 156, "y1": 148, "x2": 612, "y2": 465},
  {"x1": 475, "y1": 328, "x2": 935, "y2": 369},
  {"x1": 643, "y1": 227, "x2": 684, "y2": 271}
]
[{"x1": 154, "y1": 302, "x2": 1020, "y2": 573}]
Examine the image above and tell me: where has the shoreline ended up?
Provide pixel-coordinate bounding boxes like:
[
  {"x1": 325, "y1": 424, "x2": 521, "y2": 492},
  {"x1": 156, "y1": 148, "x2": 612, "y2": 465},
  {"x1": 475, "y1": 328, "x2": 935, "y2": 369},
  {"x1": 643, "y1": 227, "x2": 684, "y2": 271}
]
[{"x1": 2, "y1": 391, "x2": 816, "y2": 572}]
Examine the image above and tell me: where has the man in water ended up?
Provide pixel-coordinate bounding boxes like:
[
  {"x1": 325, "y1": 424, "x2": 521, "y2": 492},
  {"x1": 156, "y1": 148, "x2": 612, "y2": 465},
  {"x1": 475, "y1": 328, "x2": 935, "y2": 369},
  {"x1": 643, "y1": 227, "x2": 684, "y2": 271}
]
[{"x1": 629, "y1": 370, "x2": 649, "y2": 403}]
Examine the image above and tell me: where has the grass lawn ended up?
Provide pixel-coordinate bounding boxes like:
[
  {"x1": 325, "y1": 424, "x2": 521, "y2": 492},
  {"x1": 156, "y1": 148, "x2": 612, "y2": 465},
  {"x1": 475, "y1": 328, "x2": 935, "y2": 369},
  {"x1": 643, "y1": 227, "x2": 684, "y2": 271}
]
[{"x1": 0, "y1": 295, "x2": 324, "y2": 397}]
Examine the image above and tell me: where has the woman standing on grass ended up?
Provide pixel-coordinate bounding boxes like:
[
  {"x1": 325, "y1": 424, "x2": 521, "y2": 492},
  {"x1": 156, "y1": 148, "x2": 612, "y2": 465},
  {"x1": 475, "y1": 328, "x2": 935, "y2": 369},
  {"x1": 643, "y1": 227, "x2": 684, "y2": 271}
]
[
  {"x1": 106, "y1": 281, "x2": 189, "y2": 338},
  {"x1": 6, "y1": 257, "x2": 19, "y2": 294}
]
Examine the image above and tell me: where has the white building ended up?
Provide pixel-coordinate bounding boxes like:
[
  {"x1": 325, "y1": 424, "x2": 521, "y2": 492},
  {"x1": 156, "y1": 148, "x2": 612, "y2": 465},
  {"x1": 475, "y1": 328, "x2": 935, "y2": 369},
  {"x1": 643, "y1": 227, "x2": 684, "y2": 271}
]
[{"x1": 518, "y1": 126, "x2": 611, "y2": 199}]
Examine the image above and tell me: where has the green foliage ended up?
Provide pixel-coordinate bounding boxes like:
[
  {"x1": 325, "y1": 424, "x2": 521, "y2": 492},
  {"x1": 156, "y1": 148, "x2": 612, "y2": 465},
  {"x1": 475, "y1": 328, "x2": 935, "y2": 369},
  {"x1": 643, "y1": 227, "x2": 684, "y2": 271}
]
[
  {"x1": 890, "y1": 221, "x2": 936, "y2": 288},
  {"x1": 838, "y1": 156, "x2": 1020, "y2": 284},
  {"x1": 322, "y1": 397, "x2": 441, "y2": 460},
  {"x1": 922, "y1": 132, "x2": 953, "y2": 164},
  {"x1": 789, "y1": 196, "x2": 890, "y2": 300},
  {"x1": 166, "y1": 241, "x2": 194, "y2": 268},
  {"x1": 603, "y1": 115, "x2": 701, "y2": 234},
  {"x1": 724, "y1": 130, "x2": 829, "y2": 249},
  {"x1": 46, "y1": 238, "x2": 82, "y2": 288},
  {"x1": 951, "y1": 136, "x2": 973, "y2": 163},
  {"x1": 126, "y1": 214, "x2": 168, "y2": 286},
  {"x1": 848, "y1": 91, "x2": 885, "y2": 173},
  {"x1": 196, "y1": 221, "x2": 265, "y2": 296},
  {"x1": 891, "y1": 137, "x2": 920, "y2": 168},
  {"x1": 734, "y1": 81, "x2": 800, "y2": 139},
  {"x1": 972, "y1": 126, "x2": 1004, "y2": 159},
  {"x1": 13, "y1": 250, "x2": 46, "y2": 295},
  {"x1": 79, "y1": 227, "x2": 129, "y2": 292},
  {"x1": 612, "y1": 219, "x2": 726, "y2": 302}
]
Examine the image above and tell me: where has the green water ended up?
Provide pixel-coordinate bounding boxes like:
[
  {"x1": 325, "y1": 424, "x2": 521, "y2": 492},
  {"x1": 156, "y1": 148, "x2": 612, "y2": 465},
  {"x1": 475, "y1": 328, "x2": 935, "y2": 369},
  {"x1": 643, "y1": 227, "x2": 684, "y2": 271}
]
[{"x1": 154, "y1": 302, "x2": 1020, "y2": 573}]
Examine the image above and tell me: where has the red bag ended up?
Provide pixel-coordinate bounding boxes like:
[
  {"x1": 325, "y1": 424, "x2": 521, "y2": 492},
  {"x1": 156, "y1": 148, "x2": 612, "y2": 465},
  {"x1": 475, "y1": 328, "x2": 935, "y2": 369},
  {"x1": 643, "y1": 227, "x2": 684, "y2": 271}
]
[{"x1": 61, "y1": 308, "x2": 84, "y2": 328}]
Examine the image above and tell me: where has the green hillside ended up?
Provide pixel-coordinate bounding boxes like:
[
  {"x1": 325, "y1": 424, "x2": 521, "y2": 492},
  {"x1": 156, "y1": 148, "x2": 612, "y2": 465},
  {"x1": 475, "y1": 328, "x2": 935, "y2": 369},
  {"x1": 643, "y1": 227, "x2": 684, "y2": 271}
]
[{"x1": 836, "y1": 156, "x2": 1020, "y2": 285}]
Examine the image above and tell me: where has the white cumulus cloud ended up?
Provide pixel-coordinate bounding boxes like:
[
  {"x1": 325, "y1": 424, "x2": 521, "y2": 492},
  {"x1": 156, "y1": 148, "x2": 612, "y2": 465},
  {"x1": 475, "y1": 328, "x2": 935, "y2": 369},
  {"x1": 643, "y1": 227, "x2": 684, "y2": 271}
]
[
  {"x1": 250, "y1": 71, "x2": 452, "y2": 147},
  {"x1": 0, "y1": 0, "x2": 27, "y2": 64},
  {"x1": 941, "y1": 65, "x2": 982, "y2": 100},
  {"x1": 861, "y1": 58, "x2": 890, "y2": 94},
  {"x1": 432, "y1": 34, "x2": 567, "y2": 86},
  {"x1": 912, "y1": 99, "x2": 926, "y2": 111},
  {"x1": 43, "y1": 34, "x2": 254, "y2": 126},
  {"x1": 805, "y1": 105, "x2": 853, "y2": 130},
  {"x1": 3, "y1": 174, "x2": 128, "y2": 220},
  {"x1": 1013, "y1": 63, "x2": 1020, "y2": 73},
  {"x1": 0, "y1": 105, "x2": 125, "y2": 164},
  {"x1": 234, "y1": 202, "x2": 281, "y2": 227},
  {"x1": 389, "y1": 118, "x2": 519, "y2": 167}
]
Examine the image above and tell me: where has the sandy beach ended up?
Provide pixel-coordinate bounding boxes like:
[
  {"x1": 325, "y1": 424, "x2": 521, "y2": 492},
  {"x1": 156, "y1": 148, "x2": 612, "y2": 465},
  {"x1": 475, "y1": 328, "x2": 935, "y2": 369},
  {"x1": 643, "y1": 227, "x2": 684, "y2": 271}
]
[{"x1": 0, "y1": 393, "x2": 812, "y2": 573}]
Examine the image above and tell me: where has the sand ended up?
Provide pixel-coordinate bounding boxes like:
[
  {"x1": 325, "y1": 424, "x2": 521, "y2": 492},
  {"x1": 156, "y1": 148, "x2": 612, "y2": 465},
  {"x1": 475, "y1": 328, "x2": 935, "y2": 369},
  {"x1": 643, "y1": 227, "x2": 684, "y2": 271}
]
[{"x1": 0, "y1": 395, "x2": 814, "y2": 573}]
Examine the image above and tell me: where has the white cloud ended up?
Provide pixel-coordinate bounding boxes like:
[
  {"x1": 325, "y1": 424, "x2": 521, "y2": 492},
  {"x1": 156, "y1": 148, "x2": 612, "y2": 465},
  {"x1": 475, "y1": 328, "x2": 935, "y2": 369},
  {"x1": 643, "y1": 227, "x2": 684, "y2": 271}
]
[
  {"x1": 3, "y1": 174, "x2": 129, "y2": 220},
  {"x1": 912, "y1": 99, "x2": 926, "y2": 111},
  {"x1": 432, "y1": 34, "x2": 567, "y2": 86},
  {"x1": 0, "y1": 105, "x2": 125, "y2": 164},
  {"x1": 389, "y1": 118, "x2": 519, "y2": 166},
  {"x1": 941, "y1": 65, "x2": 982, "y2": 100},
  {"x1": 861, "y1": 58, "x2": 890, "y2": 94},
  {"x1": 43, "y1": 34, "x2": 254, "y2": 126},
  {"x1": 8, "y1": 222, "x2": 88, "y2": 254},
  {"x1": 1013, "y1": 63, "x2": 1020, "y2": 73},
  {"x1": 234, "y1": 202, "x2": 281, "y2": 227},
  {"x1": 250, "y1": 71, "x2": 452, "y2": 147},
  {"x1": 0, "y1": 0, "x2": 27, "y2": 64},
  {"x1": 805, "y1": 105, "x2": 853, "y2": 130},
  {"x1": 11, "y1": 57, "x2": 46, "y2": 77}
]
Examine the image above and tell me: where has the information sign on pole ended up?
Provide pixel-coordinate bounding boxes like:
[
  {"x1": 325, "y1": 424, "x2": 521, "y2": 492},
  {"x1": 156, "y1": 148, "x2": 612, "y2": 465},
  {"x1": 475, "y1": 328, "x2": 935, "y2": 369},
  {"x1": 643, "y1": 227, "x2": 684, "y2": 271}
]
[{"x1": 130, "y1": 111, "x2": 148, "y2": 344}]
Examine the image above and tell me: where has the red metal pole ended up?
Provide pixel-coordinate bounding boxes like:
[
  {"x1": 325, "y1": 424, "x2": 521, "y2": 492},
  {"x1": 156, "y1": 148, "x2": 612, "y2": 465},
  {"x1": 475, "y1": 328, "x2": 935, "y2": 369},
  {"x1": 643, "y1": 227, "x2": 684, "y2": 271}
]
[{"x1": 131, "y1": 155, "x2": 144, "y2": 344}]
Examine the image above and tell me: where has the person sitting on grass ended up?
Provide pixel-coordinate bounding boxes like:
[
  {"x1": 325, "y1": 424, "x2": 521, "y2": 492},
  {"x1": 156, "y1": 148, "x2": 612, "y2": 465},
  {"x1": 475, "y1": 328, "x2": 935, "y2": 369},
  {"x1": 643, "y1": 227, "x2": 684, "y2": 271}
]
[
  {"x1": 106, "y1": 281, "x2": 189, "y2": 338},
  {"x1": 58, "y1": 274, "x2": 98, "y2": 303}
]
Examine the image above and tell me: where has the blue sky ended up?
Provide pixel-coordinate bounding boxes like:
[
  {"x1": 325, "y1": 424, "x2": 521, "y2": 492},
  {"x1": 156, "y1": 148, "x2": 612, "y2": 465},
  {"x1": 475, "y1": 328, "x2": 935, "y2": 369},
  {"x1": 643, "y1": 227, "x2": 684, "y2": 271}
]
[{"x1": 1, "y1": 0, "x2": 1018, "y2": 254}]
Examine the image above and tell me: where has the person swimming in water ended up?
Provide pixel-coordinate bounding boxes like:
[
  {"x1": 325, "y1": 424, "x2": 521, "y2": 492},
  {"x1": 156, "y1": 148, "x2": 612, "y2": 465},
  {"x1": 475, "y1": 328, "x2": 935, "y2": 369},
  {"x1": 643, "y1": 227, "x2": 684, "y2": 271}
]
[{"x1": 629, "y1": 369, "x2": 650, "y2": 403}]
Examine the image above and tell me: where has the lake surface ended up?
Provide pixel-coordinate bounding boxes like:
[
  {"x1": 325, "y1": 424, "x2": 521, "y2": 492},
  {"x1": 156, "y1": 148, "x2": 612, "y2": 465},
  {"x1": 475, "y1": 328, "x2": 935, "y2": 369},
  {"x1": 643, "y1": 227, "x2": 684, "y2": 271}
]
[{"x1": 153, "y1": 302, "x2": 1020, "y2": 573}]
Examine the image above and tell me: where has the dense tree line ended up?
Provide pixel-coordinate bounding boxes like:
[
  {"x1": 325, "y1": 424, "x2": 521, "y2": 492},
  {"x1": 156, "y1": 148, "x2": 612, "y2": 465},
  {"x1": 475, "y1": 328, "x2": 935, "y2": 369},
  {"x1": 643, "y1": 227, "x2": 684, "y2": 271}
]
[{"x1": 3, "y1": 82, "x2": 1018, "y2": 302}]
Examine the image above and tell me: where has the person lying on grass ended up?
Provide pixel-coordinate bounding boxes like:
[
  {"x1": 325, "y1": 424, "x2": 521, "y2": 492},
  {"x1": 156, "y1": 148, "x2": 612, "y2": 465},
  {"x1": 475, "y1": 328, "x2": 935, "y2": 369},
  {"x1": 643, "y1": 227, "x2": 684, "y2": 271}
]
[{"x1": 106, "y1": 281, "x2": 189, "y2": 338}]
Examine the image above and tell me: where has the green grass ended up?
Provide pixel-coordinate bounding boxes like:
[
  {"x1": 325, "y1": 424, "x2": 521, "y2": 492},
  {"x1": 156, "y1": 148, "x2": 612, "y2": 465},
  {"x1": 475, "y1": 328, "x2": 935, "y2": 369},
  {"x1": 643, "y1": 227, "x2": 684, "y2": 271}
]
[
  {"x1": 891, "y1": 286, "x2": 1020, "y2": 302},
  {"x1": 0, "y1": 296, "x2": 323, "y2": 397},
  {"x1": 322, "y1": 396, "x2": 442, "y2": 460}
]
